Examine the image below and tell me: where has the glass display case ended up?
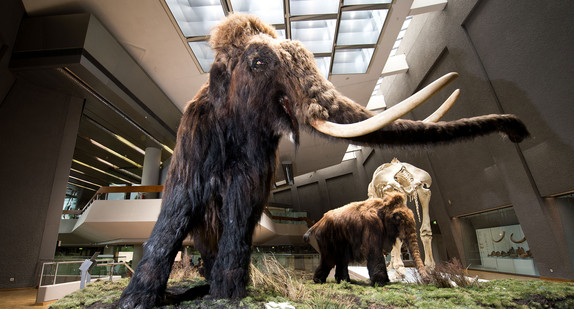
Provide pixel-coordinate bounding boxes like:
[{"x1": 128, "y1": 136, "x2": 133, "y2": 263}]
[{"x1": 458, "y1": 207, "x2": 539, "y2": 276}]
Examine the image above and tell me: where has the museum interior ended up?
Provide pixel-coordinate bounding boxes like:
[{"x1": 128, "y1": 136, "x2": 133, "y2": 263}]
[{"x1": 0, "y1": 0, "x2": 573, "y2": 305}]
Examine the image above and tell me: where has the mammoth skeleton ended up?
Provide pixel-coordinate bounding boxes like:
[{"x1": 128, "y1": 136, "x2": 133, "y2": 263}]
[
  {"x1": 119, "y1": 14, "x2": 528, "y2": 308},
  {"x1": 368, "y1": 158, "x2": 435, "y2": 275}
]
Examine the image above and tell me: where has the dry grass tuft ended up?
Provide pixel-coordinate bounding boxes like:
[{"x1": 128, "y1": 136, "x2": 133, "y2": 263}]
[
  {"x1": 250, "y1": 254, "x2": 308, "y2": 300},
  {"x1": 169, "y1": 251, "x2": 201, "y2": 282},
  {"x1": 417, "y1": 258, "x2": 480, "y2": 288}
]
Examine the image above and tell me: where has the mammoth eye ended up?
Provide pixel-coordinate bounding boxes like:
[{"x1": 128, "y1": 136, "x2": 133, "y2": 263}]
[{"x1": 251, "y1": 58, "x2": 266, "y2": 71}]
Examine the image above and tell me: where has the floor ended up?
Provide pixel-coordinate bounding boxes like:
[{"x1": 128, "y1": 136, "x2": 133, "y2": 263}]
[
  {"x1": 0, "y1": 288, "x2": 54, "y2": 308},
  {"x1": 0, "y1": 270, "x2": 565, "y2": 308},
  {"x1": 467, "y1": 269, "x2": 537, "y2": 281}
]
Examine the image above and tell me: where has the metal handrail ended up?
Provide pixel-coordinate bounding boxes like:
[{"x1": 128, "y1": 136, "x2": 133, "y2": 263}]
[
  {"x1": 39, "y1": 259, "x2": 133, "y2": 286},
  {"x1": 79, "y1": 185, "x2": 165, "y2": 215}
]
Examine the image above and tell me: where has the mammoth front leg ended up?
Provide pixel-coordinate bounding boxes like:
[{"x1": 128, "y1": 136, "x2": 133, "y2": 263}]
[
  {"x1": 417, "y1": 187, "x2": 435, "y2": 269},
  {"x1": 366, "y1": 239, "x2": 389, "y2": 286},
  {"x1": 209, "y1": 177, "x2": 265, "y2": 298},
  {"x1": 119, "y1": 188, "x2": 196, "y2": 309},
  {"x1": 313, "y1": 237, "x2": 337, "y2": 283},
  {"x1": 192, "y1": 229, "x2": 218, "y2": 281}
]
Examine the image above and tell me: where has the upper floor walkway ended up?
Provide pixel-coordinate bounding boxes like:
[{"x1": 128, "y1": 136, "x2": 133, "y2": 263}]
[{"x1": 59, "y1": 185, "x2": 314, "y2": 247}]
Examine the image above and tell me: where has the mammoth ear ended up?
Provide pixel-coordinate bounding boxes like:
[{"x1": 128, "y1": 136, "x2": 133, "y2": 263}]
[{"x1": 209, "y1": 60, "x2": 230, "y2": 107}]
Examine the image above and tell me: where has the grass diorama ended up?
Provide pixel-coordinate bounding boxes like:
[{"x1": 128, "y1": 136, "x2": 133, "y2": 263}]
[{"x1": 50, "y1": 255, "x2": 574, "y2": 308}]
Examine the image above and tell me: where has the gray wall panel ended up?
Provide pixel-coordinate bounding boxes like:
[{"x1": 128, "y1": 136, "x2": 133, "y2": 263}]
[
  {"x1": 271, "y1": 188, "x2": 293, "y2": 207},
  {"x1": 296, "y1": 182, "x2": 324, "y2": 221},
  {"x1": 465, "y1": 1, "x2": 574, "y2": 197},
  {"x1": 0, "y1": 80, "x2": 83, "y2": 288},
  {"x1": 326, "y1": 173, "x2": 359, "y2": 209}
]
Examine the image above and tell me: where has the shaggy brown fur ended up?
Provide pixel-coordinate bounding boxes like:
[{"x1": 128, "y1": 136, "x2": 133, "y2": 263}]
[
  {"x1": 304, "y1": 192, "x2": 427, "y2": 285},
  {"x1": 118, "y1": 13, "x2": 528, "y2": 308}
]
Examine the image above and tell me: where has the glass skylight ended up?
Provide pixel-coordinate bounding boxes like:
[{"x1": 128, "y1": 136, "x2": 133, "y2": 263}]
[
  {"x1": 276, "y1": 29, "x2": 287, "y2": 40},
  {"x1": 230, "y1": 0, "x2": 285, "y2": 25},
  {"x1": 342, "y1": 144, "x2": 362, "y2": 161},
  {"x1": 291, "y1": 19, "x2": 337, "y2": 54},
  {"x1": 166, "y1": 0, "x2": 225, "y2": 37},
  {"x1": 189, "y1": 41, "x2": 215, "y2": 72},
  {"x1": 314, "y1": 56, "x2": 332, "y2": 79},
  {"x1": 337, "y1": 9, "x2": 388, "y2": 46},
  {"x1": 290, "y1": 0, "x2": 339, "y2": 16},
  {"x1": 164, "y1": 0, "x2": 401, "y2": 76},
  {"x1": 389, "y1": 16, "x2": 412, "y2": 58},
  {"x1": 332, "y1": 48, "x2": 375, "y2": 74}
]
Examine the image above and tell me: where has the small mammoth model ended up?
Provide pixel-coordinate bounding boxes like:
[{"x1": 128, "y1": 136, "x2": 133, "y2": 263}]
[
  {"x1": 304, "y1": 192, "x2": 427, "y2": 285},
  {"x1": 368, "y1": 158, "x2": 435, "y2": 274},
  {"x1": 119, "y1": 13, "x2": 528, "y2": 308}
]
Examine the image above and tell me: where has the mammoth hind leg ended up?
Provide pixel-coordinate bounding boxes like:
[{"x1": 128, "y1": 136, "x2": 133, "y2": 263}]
[
  {"x1": 334, "y1": 248, "x2": 351, "y2": 283},
  {"x1": 313, "y1": 255, "x2": 335, "y2": 284},
  {"x1": 366, "y1": 243, "x2": 389, "y2": 286},
  {"x1": 334, "y1": 259, "x2": 350, "y2": 283}
]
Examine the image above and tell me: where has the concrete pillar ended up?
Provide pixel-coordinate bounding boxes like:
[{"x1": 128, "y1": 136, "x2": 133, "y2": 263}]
[
  {"x1": 103, "y1": 245, "x2": 114, "y2": 256},
  {"x1": 0, "y1": 80, "x2": 83, "y2": 288},
  {"x1": 141, "y1": 147, "x2": 161, "y2": 198},
  {"x1": 131, "y1": 245, "x2": 143, "y2": 270}
]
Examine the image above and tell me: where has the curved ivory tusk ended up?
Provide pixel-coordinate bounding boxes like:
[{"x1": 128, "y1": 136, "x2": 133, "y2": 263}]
[
  {"x1": 423, "y1": 89, "x2": 460, "y2": 123},
  {"x1": 492, "y1": 231, "x2": 505, "y2": 243},
  {"x1": 510, "y1": 233, "x2": 526, "y2": 244},
  {"x1": 311, "y1": 72, "x2": 459, "y2": 138}
]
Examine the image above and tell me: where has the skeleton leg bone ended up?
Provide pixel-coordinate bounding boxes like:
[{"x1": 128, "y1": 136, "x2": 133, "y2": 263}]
[
  {"x1": 387, "y1": 238, "x2": 406, "y2": 280},
  {"x1": 417, "y1": 186, "x2": 435, "y2": 269}
]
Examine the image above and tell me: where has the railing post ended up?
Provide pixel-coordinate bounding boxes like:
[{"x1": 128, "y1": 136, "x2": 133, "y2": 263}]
[
  {"x1": 39, "y1": 262, "x2": 46, "y2": 286},
  {"x1": 53, "y1": 262, "x2": 59, "y2": 285}
]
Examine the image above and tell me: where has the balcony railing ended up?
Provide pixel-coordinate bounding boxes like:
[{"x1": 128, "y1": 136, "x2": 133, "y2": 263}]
[
  {"x1": 39, "y1": 259, "x2": 134, "y2": 287},
  {"x1": 65, "y1": 185, "x2": 313, "y2": 227}
]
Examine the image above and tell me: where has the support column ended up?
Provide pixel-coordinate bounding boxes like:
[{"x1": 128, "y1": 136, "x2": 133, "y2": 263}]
[
  {"x1": 132, "y1": 245, "x2": 143, "y2": 270},
  {"x1": 141, "y1": 147, "x2": 161, "y2": 198}
]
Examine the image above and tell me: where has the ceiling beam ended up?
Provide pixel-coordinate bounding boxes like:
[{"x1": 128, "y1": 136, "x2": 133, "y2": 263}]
[
  {"x1": 409, "y1": 0, "x2": 448, "y2": 16},
  {"x1": 381, "y1": 54, "x2": 409, "y2": 77}
]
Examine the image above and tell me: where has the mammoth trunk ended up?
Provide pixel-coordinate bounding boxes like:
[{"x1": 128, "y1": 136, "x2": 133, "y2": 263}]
[{"x1": 404, "y1": 227, "x2": 427, "y2": 278}]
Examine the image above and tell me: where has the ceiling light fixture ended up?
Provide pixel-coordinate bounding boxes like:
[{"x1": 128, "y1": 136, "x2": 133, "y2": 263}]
[
  {"x1": 68, "y1": 182, "x2": 98, "y2": 192},
  {"x1": 71, "y1": 168, "x2": 86, "y2": 175},
  {"x1": 114, "y1": 134, "x2": 146, "y2": 155},
  {"x1": 73, "y1": 159, "x2": 135, "y2": 184},
  {"x1": 69, "y1": 175, "x2": 103, "y2": 188},
  {"x1": 90, "y1": 138, "x2": 143, "y2": 168},
  {"x1": 162, "y1": 144, "x2": 174, "y2": 154},
  {"x1": 96, "y1": 157, "x2": 143, "y2": 181}
]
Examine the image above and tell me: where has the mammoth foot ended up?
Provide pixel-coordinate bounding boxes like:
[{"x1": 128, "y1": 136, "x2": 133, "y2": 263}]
[
  {"x1": 369, "y1": 272, "x2": 390, "y2": 287},
  {"x1": 164, "y1": 283, "x2": 210, "y2": 305},
  {"x1": 209, "y1": 267, "x2": 249, "y2": 299},
  {"x1": 118, "y1": 284, "x2": 211, "y2": 309},
  {"x1": 118, "y1": 291, "x2": 160, "y2": 309}
]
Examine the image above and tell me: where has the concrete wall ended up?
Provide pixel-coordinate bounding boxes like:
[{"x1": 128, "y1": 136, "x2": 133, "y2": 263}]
[
  {"x1": 271, "y1": 0, "x2": 574, "y2": 280},
  {"x1": 0, "y1": 0, "x2": 84, "y2": 288}
]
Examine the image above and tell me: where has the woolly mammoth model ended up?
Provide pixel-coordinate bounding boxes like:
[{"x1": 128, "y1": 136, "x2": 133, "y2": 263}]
[
  {"x1": 304, "y1": 192, "x2": 427, "y2": 285},
  {"x1": 119, "y1": 13, "x2": 529, "y2": 308},
  {"x1": 368, "y1": 158, "x2": 435, "y2": 276}
]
